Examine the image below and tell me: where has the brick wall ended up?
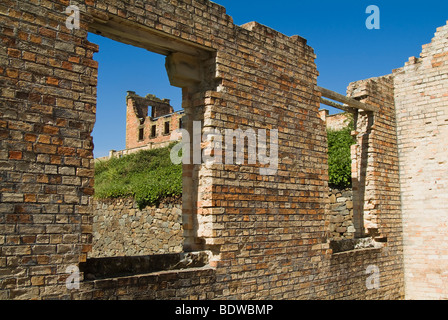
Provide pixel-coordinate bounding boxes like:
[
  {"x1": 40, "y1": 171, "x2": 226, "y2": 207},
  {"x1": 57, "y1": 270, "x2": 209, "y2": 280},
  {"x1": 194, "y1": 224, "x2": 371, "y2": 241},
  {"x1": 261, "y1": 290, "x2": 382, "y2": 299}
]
[
  {"x1": 0, "y1": 0, "x2": 99, "y2": 299},
  {"x1": 315, "y1": 75, "x2": 405, "y2": 299},
  {"x1": 394, "y1": 22, "x2": 448, "y2": 299},
  {"x1": 0, "y1": 0, "x2": 407, "y2": 300},
  {"x1": 347, "y1": 75, "x2": 402, "y2": 244}
]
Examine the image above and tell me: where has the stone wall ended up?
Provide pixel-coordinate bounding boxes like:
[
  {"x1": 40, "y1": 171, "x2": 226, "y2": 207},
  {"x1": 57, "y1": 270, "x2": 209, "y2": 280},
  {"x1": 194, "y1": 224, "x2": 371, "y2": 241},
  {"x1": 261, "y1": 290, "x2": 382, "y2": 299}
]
[
  {"x1": 90, "y1": 198, "x2": 183, "y2": 258},
  {"x1": 95, "y1": 140, "x2": 176, "y2": 162},
  {"x1": 327, "y1": 188, "x2": 355, "y2": 241},
  {"x1": 394, "y1": 22, "x2": 448, "y2": 299}
]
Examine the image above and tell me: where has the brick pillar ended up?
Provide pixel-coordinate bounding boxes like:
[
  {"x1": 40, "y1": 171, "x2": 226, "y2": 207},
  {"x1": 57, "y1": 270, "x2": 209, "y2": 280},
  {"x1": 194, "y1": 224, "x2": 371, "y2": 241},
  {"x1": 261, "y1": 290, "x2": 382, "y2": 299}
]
[
  {"x1": 180, "y1": 87, "x2": 203, "y2": 252},
  {"x1": 347, "y1": 76, "x2": 402, "y2": 245}
]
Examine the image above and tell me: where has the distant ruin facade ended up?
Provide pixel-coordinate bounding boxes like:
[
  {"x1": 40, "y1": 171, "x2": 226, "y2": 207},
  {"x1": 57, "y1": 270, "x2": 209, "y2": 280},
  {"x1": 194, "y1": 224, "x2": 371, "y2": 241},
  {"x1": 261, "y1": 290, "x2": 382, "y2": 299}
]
[
  {"x1": 0, "y1": 0, "x2": 447, "y2": 300},
  {"x1": 96, "y1": 91, "x2": 183, "y2": 161},
  {"x1": 319, "y1": 109, "x2": 351, "y2": 131},
  {"x1": 125, "y1": 91, "x2": 183, "y2": 150}
]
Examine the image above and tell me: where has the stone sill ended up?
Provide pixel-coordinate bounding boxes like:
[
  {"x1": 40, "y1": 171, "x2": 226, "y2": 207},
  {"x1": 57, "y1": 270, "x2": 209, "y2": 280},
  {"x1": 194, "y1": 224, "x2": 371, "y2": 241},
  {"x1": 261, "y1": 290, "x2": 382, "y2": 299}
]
[
  {"x1": 85, "y1": 266, "x2": 216, "y2": 288},
  {"x1": 80, "y1": 251, "x2": 212, "y2": 281},
  {"x1": 330, "y1": 237, "x2": 385, "y2": 254},
  {"x1": 80, "y1": 265, "x2": 216, "y2": 291},
  {"x1": 331, "y1": 246, "x2": 382, "y2": 256}
]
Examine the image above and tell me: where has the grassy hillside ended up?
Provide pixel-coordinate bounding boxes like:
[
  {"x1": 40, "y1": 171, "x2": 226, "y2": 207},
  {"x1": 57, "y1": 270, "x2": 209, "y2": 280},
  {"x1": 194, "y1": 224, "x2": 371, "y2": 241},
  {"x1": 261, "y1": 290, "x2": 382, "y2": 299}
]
[{"x1": 94, "y1": 144, "x2": 182, "y2": 209}]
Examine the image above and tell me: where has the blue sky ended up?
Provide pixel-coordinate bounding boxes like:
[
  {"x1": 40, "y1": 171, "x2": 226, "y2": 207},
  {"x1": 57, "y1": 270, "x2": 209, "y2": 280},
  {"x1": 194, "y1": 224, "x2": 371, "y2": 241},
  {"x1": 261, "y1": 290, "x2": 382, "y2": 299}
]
[{"x1": 90, "y1": 0, "x2": 448, "y2": 158}]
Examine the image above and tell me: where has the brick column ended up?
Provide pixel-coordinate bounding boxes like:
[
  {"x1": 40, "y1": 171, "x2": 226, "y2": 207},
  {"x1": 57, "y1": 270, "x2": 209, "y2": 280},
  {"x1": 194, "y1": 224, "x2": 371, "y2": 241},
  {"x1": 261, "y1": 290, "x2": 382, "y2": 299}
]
[{"x1": 347, "y1": 76, "x2": 402, "y2": 246}]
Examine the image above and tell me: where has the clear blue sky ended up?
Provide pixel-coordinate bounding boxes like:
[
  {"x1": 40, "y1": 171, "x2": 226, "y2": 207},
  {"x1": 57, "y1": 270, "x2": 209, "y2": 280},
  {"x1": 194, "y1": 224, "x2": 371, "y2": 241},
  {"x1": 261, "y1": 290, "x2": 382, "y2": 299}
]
[{"x1": 89, "y1": 0, "x2": 448, "y2": 158}]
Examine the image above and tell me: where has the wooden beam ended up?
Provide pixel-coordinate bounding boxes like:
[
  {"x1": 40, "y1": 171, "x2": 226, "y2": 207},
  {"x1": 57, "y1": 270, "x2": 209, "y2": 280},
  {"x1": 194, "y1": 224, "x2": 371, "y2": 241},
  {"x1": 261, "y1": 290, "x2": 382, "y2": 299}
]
[
  {"x1": 320, "y1": 98, "x2": 356, "y2": 113},
  {"x1": 317, "y1": 86, "x2": 379, "y2": 113}
]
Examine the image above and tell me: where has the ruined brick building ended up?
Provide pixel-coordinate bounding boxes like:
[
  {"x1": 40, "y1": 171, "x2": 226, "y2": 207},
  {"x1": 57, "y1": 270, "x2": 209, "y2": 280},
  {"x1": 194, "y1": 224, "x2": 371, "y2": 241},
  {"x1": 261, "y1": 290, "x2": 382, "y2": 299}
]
[
  {"x1": 96, "y1": 91, "x2": 183, "y2": 161},
  {"x1": 1, "y1": 0, "x2": 447, "y2": 300},
  {"x1": 125, "y1": 91, "x2": 183, "y2": 150}
]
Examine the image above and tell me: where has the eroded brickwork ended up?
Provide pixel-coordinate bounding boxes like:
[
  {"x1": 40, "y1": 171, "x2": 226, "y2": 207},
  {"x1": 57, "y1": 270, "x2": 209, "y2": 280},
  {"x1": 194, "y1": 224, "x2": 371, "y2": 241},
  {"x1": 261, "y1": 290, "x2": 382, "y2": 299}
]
[
  {"x1": 314, "y1": 75, "x2": 405, "y2": 299},
  {"x1": 348, "y1": 75, "x2": 402, "y2": 244},
  {"x1": 0, "y1": 0, "x2": 99, "y2": 299}
]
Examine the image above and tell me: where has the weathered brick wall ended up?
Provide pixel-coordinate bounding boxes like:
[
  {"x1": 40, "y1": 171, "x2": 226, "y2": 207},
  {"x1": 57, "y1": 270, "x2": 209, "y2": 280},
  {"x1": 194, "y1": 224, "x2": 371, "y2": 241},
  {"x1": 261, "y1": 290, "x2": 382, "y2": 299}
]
[
  {"x1": 74, "y1": 267, "x2": 217, "y2": 300},
  {"x1": 91, "y1": 198, "x2": 183, "y2": 258},
  {"x1": 145, "y1": 112, "x2": 182, "y2": 143},
  {"x1": 0, "y1": 0, "x2": 99, "y2": 299},
  {"x1": 394, "y1": 22, "x2": 448, "y2": 300},
  {"x1": 347, "y1": 76, "x2": 402, "y2": 244},
  {"x1": 312, "y1": 75, "x2": 405, "y2": 299},
  {"x1": 0, "y1": 0, "x2": 406, "y2": 300},
  {"x1": 203, "y1": 25, "x2": 328, "y2": 299}
]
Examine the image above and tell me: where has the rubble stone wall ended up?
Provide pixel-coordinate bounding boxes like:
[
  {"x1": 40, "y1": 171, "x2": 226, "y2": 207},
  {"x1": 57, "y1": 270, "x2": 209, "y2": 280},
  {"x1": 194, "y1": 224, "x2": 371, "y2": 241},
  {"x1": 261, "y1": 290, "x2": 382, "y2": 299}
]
[
  {"x1": 90, "y1": 198, "x2": 183, "y2": 258},
  {"x1": 327, "y1": 188, "x2": 355, "y2": 241}
]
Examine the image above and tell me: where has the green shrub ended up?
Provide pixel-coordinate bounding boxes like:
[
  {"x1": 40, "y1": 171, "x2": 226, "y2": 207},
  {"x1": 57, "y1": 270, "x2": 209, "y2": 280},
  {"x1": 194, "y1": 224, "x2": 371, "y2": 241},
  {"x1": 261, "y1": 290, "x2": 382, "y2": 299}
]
[
  {"x1": 327, "y1": 118, "x2": 355, "y2": 189},
  {"x1": 94, "y1": 143, "x2": 182, "y2": 209}
]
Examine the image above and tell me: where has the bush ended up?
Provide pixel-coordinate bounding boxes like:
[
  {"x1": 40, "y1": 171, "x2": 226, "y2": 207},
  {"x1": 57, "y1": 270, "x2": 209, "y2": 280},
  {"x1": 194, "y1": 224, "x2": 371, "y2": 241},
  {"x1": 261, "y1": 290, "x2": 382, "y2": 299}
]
[
  {"x1": 327, "y1": 118, "x2": 355, "y2": 189},
  {"x1": 94, "y1": 143, "x2": 182, "y2": 209}
]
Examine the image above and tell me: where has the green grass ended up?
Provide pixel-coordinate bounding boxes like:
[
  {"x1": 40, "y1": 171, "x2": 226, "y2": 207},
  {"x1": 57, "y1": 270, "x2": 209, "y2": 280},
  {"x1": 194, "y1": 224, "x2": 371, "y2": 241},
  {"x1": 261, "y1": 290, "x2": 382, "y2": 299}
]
[{"x1": 94, "y1": 144, "x2": 182, "y2": 209}]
